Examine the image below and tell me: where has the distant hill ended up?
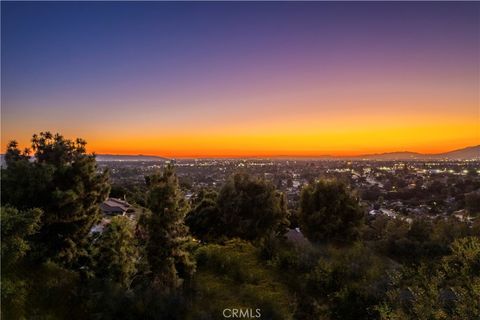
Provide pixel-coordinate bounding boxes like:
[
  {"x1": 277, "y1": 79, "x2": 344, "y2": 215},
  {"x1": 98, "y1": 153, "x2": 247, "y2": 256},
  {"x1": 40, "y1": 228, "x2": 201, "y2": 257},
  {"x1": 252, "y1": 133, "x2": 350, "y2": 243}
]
[
  {"x1": 95, "y1": 154, "x2": 169, "y2": 161},
  {"x1": 354, "y1": 151, "x2": 423, "y2": 160},
  {"x1": 435, "y1": 145, "x2": 480, "y2": 160},
  {"x1": 352, "y1": 146, "x2": 479, "y2": 160},
  {"x1": 269, "y1": 145, "x2": 480, "y2": 160}
]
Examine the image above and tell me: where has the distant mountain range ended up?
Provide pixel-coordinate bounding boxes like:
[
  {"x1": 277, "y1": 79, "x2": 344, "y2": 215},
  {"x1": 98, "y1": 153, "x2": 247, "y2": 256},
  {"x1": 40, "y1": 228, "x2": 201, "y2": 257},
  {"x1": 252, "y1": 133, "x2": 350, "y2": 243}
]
[
  {"x1": 278, "y1": 145, "x2": 479, "y2": 160},
  {"x1": 1, "y1": 146, "x2": 479, "y2": 163},
  {"x1": 95, "y1": 154, "x2": 169, "y2": 161},
  {"x1": 94, "y1": 145, "x2": 479, "y2": 161},
  {"x1": 234, "y1": 145, "x2": 480, "y2": 160},
  {"x1": 352, "y1": 145, "x2": 479, "y2": 160}
]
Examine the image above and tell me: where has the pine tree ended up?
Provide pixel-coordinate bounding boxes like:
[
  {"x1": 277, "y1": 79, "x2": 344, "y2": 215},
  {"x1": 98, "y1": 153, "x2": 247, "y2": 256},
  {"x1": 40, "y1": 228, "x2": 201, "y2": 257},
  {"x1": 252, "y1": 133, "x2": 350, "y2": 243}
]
[
  {"x1": 144, "y1": 164, "x2": 195, "y2": 291},
  {"x1": 1, "y1": 132, "x2": 110, "y2": 266}
]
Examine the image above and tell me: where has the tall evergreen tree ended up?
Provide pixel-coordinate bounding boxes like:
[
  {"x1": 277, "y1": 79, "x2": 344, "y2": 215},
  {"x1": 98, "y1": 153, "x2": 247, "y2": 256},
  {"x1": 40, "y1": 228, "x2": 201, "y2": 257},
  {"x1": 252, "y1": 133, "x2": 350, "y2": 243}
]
[
  {"x1": 185, "y1": 189, "x2": 221, "y2": 242},
  {"x1": 1, "y1": 132, "x2": 110, "y2": 266},
  {"x1": 144, "y1": 165, "x2": 195, "y2": 291}
]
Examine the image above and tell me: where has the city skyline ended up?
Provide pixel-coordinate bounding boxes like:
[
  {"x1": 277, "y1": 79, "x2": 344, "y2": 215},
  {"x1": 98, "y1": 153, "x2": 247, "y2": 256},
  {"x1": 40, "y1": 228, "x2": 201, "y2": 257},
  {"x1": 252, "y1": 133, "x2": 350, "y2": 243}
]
[{"x1": 2, "y1": 2, "x2": 479, "y2": 157}]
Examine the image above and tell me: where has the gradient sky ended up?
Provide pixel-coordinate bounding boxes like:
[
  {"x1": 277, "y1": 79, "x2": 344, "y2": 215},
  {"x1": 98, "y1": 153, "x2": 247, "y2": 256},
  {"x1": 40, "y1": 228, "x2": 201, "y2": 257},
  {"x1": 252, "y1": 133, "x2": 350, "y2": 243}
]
[{"x1": 2, "y1": 2, "x2": 479, "y2": 157}]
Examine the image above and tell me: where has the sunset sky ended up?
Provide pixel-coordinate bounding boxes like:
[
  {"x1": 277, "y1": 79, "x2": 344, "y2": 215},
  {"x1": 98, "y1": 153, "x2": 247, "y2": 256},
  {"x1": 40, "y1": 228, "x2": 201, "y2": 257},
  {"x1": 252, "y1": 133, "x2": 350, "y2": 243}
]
[{"x1": 2, "y1": 2, "x2": 479, "y2": 158}]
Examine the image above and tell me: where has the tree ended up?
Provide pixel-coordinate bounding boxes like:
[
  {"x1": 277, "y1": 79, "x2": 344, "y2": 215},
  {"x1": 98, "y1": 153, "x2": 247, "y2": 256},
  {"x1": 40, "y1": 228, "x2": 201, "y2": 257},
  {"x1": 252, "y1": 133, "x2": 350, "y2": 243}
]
[
  {"x1": 4, "y1": 140, "x2": 30, "y2": 163},
  {"x1": 304, "y1": 243, "x2": 388, "y2": 320},
  {"x1": 465, "y1": 191, "x2": 480, "y2": 216},
  {"x1": 299, "y1": 179, "x2": 364, "y2": 244},
  {"x1": 1, "y1": 206, "x2": 42, "y2": 319},
  {"x1": 379, "y1": 237, "x2": 480, "y2": 320},
  {"x1": 1, "y1": 206, "x2": 42, "y2": 267},
  {"x1": 441, "y1": 236, "x2": 480, "y2": 319},
  {"x1": 185, "y1": 190, "x2": 222, "y2": 242},
  {"x1": 216, "y1": 173, "x2": 289, "y2": 241},
  {"x1": 94, "y1": 216, "x2": 138, "y2": 287},
  {"x1": 1, "y1": 132, "x2": 110, "y2": 266},
  {"x1": 144, "y1": 165, "x2": 195, "y2": 291}
]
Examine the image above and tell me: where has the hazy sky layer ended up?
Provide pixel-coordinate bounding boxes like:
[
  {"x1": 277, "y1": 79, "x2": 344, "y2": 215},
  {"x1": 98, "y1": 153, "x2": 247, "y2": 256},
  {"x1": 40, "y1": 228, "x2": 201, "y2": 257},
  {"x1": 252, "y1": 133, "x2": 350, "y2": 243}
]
[{"x1": 2, "y1": 2, "x2": 479, "y2": 157}]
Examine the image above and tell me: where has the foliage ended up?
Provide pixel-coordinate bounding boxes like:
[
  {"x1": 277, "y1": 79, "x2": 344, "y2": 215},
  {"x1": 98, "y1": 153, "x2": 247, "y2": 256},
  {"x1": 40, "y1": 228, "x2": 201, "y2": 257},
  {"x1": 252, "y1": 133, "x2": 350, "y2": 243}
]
[
  {"x1": 185, "y1": 189, "x2": 222, "y2": 242},
  {"x1": 188, "y1": 240, "x2": 295, "y2": 319},
  {"x1": 215, "y1": 173, "x2": 289, "y2": 241},
  {"x1": 465, "y1": 190, "x2": 480, "y2": 215},
  {"x1": 1, "y1": 206, "x2": 42, "y2": 267},
  {"x1": 292, "y1": 243, "x2": 389, "y2": 320},
  {"x1": 93, "y1": 216, "x2": 139, "y2": 287},
  {"x1": 1, "y1": 132, "x2": 110, "y2": 266},
  {"x1": 379, "y1": 237, "x2": 480, "y2": 320},
  {"x1": 1, "y1": 206, "x2": 42, "y2": 319},
  {"x1": 299, "y1": 179, "x2": 364, "y2": 244},
  {"x1": 143, "y1": 164, "x2": 196, "y2": 291},
  {"x1": 364, "y1": 215, "x2": 475, "y2": 263},
  {"x1": 2, "y1": 260, "x2": 84, "y2": 320}
]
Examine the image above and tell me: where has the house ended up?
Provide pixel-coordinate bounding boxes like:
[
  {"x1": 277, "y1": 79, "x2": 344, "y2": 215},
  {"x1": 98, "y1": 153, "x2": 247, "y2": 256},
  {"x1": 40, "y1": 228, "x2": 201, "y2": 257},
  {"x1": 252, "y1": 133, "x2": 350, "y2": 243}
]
[{"x1": 100, "y1": 197, "x2": 130, "y2": 216}]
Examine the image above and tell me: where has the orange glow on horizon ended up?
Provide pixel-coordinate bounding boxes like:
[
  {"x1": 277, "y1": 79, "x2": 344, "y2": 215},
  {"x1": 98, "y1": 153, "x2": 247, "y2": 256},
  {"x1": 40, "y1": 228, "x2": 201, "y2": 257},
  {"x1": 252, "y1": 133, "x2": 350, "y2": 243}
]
[
  {"x1": 2, "y1": 110, "x2": 478, "y2": 158},
  {"x1": 34, "y1": 128, "x2": 480, "y2": 158}
]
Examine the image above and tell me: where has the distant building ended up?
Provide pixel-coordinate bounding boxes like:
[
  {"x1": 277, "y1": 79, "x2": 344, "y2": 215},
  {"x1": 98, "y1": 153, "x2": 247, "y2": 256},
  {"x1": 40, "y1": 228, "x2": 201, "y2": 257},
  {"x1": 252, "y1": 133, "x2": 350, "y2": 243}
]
[{"x1": 100, "y1": 198, "x2": 130, "y2": 216}]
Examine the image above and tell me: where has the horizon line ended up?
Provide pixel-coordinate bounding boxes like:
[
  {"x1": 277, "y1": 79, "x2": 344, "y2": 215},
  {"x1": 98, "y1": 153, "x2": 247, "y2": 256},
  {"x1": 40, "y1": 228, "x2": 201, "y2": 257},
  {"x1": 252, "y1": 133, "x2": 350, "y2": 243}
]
[
  {"x1": 90, "y1": 144, "x2": 479, "y2": 159},
  {"x1": 1, "y1": 144, "x2": 478, "y2": 160}
]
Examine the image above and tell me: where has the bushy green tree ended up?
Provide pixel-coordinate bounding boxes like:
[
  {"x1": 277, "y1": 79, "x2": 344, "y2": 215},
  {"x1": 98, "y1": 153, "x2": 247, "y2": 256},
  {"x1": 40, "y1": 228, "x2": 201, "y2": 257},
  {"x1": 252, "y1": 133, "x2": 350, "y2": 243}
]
[
  {"x1": 1, "y1": 132, "x2": 110, "y2": 266},
  {"x1": 144, "y1": 165, "x2": 195, "y2": 291},
  {"x1": 379, "y1": 237, "x2": 480, "y2": 320},
  {"x1": 1, "y1": 206, "x2": 42, "y2": 267},
  {"x1": 302, "y1": 243, "x2": 389, "y2": 320},
  {"x1": 216, "y1": 173, "x2": 289, "y2": 241},
  {"x1": 1, "y1": 206, "x2": 42, "y2": 319},
  {"x1": 380, "y1": 264, "x2": 446, "y2": 320},
  {"x1": 465, "y1": 191, "x2": 480, "y2": 216},
  {"x1": 94, "y1": 216, "x2": 138, "y2": 287},
  {"x1": 185, "y1": 190, "x2": 221, "y2": 242},
  {"x1": 441, "y1": 236, "x2": 480, "y2": 319},
  {"x1": 365, "y1": 215, "x2": 475, "y2": 264},
  {"x1": 299, "y1": 179, "x2": 364, "y2": 244}
]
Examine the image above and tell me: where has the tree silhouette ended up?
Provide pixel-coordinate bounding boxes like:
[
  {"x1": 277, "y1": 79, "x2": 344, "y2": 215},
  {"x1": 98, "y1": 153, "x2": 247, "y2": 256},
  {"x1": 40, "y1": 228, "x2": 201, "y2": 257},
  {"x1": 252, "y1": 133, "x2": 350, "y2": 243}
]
[
  {"x1": 216, "y1": 173, "x2": 289, "y2": 241},
  {"x1": 299, "y1": 179, "x2": 364, "y2": 244},
  {"x1": 144, "y1": 165, "x2": 195, "y2": 291},
  {"x1": 1, "y1": 132, "x2": 110, "y2": 266},
  {"x1": 185, "y1": 189, "x2": 222, "y2": 242}
]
